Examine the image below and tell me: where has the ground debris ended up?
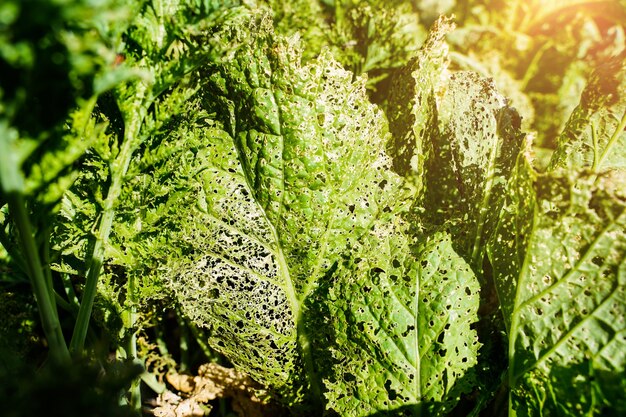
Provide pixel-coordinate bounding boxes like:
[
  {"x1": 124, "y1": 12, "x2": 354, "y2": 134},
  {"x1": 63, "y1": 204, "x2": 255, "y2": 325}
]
[{"x1": 151, "y1": 363, "x2": 280, "y2": 417}]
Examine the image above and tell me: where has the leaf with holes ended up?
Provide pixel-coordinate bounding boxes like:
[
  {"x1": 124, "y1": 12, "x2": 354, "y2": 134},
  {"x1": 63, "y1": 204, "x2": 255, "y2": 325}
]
[
  {"x1": 324, "y1": 225, "x2": 481, "y2": 416},
  {"x1": 549, "y1": 55, "x2": 626, "y2": 173},
  {"x1": 387, "y1": 18, "x2": 525, "y2": 272},
  {"x1": 163, "y1": 12, "x2": 410, "y2": 410},
  {"x1": 419, "y1": 71, "x2": 524, "y2": 271},
  {"x1": 489, "y1": 153, "x2": 626, "y2": 416},
  {"x1": 387, "y1": 16, "x2": 454, "y2": 190}
]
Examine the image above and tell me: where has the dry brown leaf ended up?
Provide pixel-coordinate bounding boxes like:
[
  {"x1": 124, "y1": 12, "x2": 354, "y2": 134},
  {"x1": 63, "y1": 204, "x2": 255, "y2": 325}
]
[
  {"x1": 166, "y1": 373, "x2": 196, "y2": 393},
  {"x1": 151, "y1": 363, "x2": 285, "y2": 417},
  {"x1": 153, "y1": 391, "x2": 210, "y2": 417}
]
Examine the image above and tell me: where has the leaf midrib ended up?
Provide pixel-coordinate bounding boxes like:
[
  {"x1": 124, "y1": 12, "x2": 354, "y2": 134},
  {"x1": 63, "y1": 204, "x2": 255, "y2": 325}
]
[{"x1": 508, "y1": 202, "x2": 539, "y2": 386}]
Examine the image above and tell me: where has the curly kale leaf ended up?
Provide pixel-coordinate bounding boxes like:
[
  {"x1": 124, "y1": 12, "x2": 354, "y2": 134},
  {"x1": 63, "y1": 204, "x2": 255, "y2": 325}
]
[{"x1": 49, "y1": 0, "x2": 250, "y2": 349}]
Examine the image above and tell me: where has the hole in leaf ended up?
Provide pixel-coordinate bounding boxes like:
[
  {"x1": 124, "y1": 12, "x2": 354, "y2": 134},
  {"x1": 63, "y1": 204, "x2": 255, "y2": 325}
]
[
  {"x1": 384, "y1": 380, "x2": 398, "y2": 401},
  {"x1": 344, "y1": 373, "x2": 356, "y2": 382},
  {"x1": 592, "y1": 256, "x2": 604, "y2": 266}
]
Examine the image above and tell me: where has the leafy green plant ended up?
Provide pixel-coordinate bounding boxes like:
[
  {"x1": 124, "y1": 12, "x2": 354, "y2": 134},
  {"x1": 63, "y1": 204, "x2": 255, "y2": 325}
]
[
  {"x1": 0, "y1": 0, "x2": 132, "y2": 365},
  {"x1": 1, "y1": 1, "x2": 624, "y2": 416},
  {"x1": 134, "y1": 6, "x2": 623, "y2": 416},
  {"x1": 1, "y1": 0, "x2": 251, "y2": 412}
]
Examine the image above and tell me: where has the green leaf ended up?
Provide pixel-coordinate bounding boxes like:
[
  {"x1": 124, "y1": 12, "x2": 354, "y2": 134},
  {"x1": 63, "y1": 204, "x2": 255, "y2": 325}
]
[
  {"x1": 324, "y1": 226, "x2": 481, "y2": 416},
  {"x1": 421, "y1": 72, "x2": 524, "y2": 271},
  {"x1": 0, "y1": 121, "x2": 25, "y2": 194},
  {"x1": 161, "y1": 16, "x2": 410, "y2": 407},
  {"x1": 549, "y1": 54, "x2": 626, "y2": 172},
  {"x1": 328, "y1": 0, "x2": 426, "y2": 81},
  {"x1": 389, "y1": 18, "x2": 525, "y2": 273},
  {"x1": 389, "y1": 25, "x2": 525, "y2": 270},
  {"x1": 261, "y1": 0, "x2": 330, "y2": 61},
  {"x1": 387, "y1": 15, "x2": 454, "y2": 186},
  {"x1": 23, "y1": 98, "x2": 104, "y2": 209},
  {"x1": 420, "y1": 71, "x2": 525, "y2": 269},
  {"x1": 263, "y1": 0, "x2": 427, "y2": 95},
  {"x1": 489, "y1": 155, "x2": 626, "y2": 416}
]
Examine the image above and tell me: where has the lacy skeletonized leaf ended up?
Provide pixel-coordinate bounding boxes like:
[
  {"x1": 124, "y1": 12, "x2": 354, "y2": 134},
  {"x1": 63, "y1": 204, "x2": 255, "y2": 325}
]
[
  {"x1": 549, "y1": 55, "x2": 626, "y2": 172},
  {"x1": 489, "y1": 156, "x2": 626, "y2": 415},
  {"x1": 169, "y1": 123, "x2": 303, "y2": 400},
  {"x1": 203, "y1": 15, "x2": 406, "y2": 294},
  {"x1": 166, "y1": 11, "x2": 408, "y2": 406},
  {"x1": 324, "y1": 226, "x2": 480, "y2": 416}
]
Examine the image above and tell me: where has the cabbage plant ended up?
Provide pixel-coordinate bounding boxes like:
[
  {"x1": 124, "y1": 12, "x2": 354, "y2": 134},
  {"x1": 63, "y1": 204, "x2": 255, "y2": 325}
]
[{"x1": 1, "y1": 1, "x2": 624, "y2": 416}]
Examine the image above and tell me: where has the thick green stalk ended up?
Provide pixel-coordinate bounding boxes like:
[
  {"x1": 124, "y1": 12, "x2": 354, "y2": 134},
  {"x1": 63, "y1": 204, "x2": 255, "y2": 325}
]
[
  {"x1": 126, "y1": 274, "x2": 142, "y2": 413},
  {"x1": 70, "y1": 83, "x2": 150, "y2": 353},
  {"x1": 7, "y1": 193, "x2": 71, "y2": 364}
]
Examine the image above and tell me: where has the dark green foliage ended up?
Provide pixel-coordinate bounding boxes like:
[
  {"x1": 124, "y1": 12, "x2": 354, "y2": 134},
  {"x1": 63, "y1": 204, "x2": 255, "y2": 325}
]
[{"x1": 0, "y1": 357, "x2": 142, "y2": 417}]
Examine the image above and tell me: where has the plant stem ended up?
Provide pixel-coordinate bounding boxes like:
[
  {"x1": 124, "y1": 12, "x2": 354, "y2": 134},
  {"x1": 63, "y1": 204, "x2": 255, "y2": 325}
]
[
  {"x1": 41, "y1": 225, "x2": 54, "y2": 295},
  {"x1": 127, "y1": 274, "x2": 142, "y2": 413},
  {"x1": 69, "y1": 83, "x2": 150, "y2": 354},
  {"x1": 61, "y1": 273, "x2": 82, "y2": 311},
  {"x1": 7, "y1": 193, "x2": 70, "y2": 364},
  {"x1": 178, "y1": 314, "x2": 190, "y2": 372},
  {"x1": 0, "y1": 223, "x2": 28, "y2": 277},
  {"x1": 69, "y1": 215, "x2": 107, "y2": 354},
  {"x1": 185, "y1": 317, "x2": 220, "y2": 361}
]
